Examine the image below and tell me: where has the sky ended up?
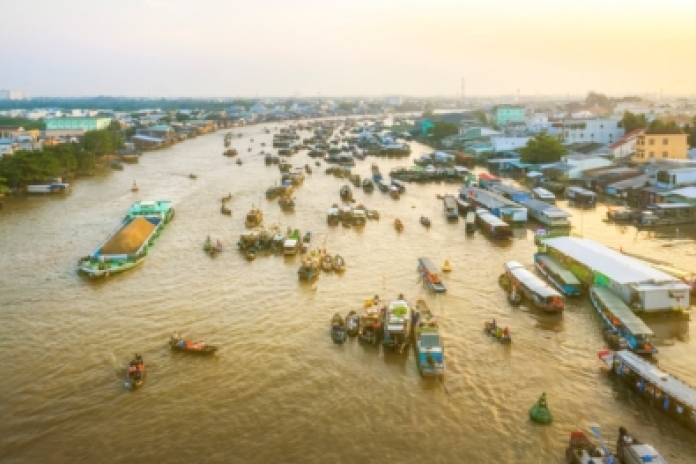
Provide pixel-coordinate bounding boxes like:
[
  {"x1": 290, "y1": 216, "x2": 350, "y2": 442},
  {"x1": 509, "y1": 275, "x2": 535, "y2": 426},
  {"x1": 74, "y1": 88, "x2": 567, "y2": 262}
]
[{"x1": 2, "y1": 0, "x2": 696, "y2": 97}]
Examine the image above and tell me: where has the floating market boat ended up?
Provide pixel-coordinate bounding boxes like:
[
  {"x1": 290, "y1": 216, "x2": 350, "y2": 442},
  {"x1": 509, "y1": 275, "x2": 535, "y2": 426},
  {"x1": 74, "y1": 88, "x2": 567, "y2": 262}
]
[
  {"x1": 298, "y1": 256, "x2": 320, "y2": 281},
  {"x1": 616, "y1": 427, "x2": 668, "y2": 464},
  {"x1": 169, "y1": 333, "x2": 218, "y2": 355},
  {"x1": 327, "y1": 205, "x2": 340, "y2": 225},
  {"x1": 443, "y1": 194, "x2": 459, "y2": 221},
  {"x1": 533, "y1": 253, "x2": 582, "y2": 297},
  {"x1": 77, "y1": 200, "x2": 174, "y2": 278},
  {"x1": 333, "y1": 254, "x2": 346, "y2": 272},
  {"x1": 413, "y1": 300, "x2": 445, "y2": 378},
  {"x1": 321, "y1": 254, "x2": 334, "y2": 272},
  {"x1": 279, "y1": 196, "x2": 295, "y2": 212},
  {"x1": 376, "y1": 179, "x2": 389, "y2": 192},
  {"x1": 565, "y1": 430, "x2": 612, "y2": 464},
  {"x1": 125, "y1": 354, "x2": 145, "y2": 389},
  {"x1": 358, "y1": 298, "x2": 382, "y2": 345},
  {"x1": 598, "y1": 349, "x2": 696, "y2": 432},
  {"x1": 340, "y1": 184, "x2": 353, "y2": 202},
  {"x1": 203, "y1": 237, "x2": 222, "y2": 256},
  {"x1": 283, "y1": 229, "x2": 301, "y2": 255},
  {"x1": 590, "y1": 286, "x2": 657, "y2": 355},
  {"x1": 606, "y1": 206, "x2": 640, "y2": 222},
  {"x1": 418, "y1": 257, "x2": 446, "y2": 293},
  {"x1": 362, "y1": 178, "x2": 374, "y2": 193},
  {"x1": 345, "y1": 310, "x2": 360, "y2": 337},
  {"x1": 465, "y1": 211, "x2": 476, "y2": 233},
  {"x1": 475, "y1": 208, "x2": 512, "y2": 239},
  {"x1": 330, "y1": 314, "x2": 347, "y2": 344},
  {"x1": 389, "y1": 186, "x2": 400, "y2": 199},
  {"x1": 420, "y1": 216, "x2": 431, "y2": 227},
  {"x1": 484, "y1": 321, "x2": 511, "y2": 343},
  {"x1": 394, "y1": 218, "x2": 403, "y2": 232},
  {"x1": 244, "y1": 206, "x2": 263, "y2": 228},
  {"x1": 500, "y1": 261, "x2": 565, "y2": 313},
  {"x1": 383, "y1": 297, "x2": 412, "y2": 353}
]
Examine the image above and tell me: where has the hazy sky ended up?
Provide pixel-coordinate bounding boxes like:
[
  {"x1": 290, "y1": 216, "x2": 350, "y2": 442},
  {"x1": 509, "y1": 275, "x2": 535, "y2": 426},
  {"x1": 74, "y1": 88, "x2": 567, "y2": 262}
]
[{"x1": 2, "y1": 0, "x2": 695, "y2": 97}]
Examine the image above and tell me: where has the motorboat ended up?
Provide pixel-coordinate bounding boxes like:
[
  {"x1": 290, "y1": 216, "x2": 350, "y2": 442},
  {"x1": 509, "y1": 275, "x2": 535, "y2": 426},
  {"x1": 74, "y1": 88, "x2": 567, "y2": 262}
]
[
  {"x1": 330, "y1": 314, "x2": 347, "y2": 344},
  {"x1": 383, "y1": 296, "x2": 412, "y2": 353},
  {"x1": 394, "y1": 218, "x2": 403, "y2": 232},
  {"x1": 169, "y1": 334, "x2": 218, "y2": 355},
  {"x1": 321, "y1": 254, "x2": 334, "y2": 272},
  {"x1": 358, "y1": 298, "x2": 383, "y2": 345},
  {"x1": 333, "y1": 254, "x2": 346, "y2": 272},
  {"x1": 125, "y1": 354, "x2": 145, "y2": 389},
  {"x1": 413, "y1": 300, "x2": 445, "y2": 378},
  {"x1": 345, "y1": 310, "x2": 360, "y2": 337},
  {"x1": 484, "y1": 321, "x2": 511, "y2": 343}
]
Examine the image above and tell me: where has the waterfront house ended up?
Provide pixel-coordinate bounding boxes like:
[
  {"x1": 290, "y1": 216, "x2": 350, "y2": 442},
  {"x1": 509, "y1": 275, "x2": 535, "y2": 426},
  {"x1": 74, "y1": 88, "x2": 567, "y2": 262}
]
[
  {"x1": 562, "y1": 118, "x2": 624, "y2": 145},
  {"x1": 541, "y1": 237, "x2": 691, "y2": 313},
  {"x1": 634, "y1": 130, "x2": 689, "y2": 163},
  {"x1": 581, "y1": 166, "x2": 642, "y2": 191},
  {"x1": 653, "y1": 166, "x2": 696, "y2": 190},
  {"x1": 608, "y1": 128, "x2": 644, "y2": 160},
  {"x1": 542, "y1": 156, "x2": 612, "y2": 182}
]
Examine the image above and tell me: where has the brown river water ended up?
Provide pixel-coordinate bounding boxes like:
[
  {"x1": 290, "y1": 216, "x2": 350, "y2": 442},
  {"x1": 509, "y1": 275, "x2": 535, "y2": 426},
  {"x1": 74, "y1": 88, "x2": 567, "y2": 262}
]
[{"x1": 1, "y1": 123, "x2": 695, "y2": 463}]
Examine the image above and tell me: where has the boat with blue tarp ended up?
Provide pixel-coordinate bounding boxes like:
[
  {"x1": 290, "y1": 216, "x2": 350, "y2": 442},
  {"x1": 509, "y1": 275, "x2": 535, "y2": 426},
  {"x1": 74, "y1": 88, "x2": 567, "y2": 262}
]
[
  {"x1": 590, "y1": 286, "x2": 658, "y2": 355},
  {"x1": 418, "y1": 257, "x2": 446, "y2": 293},
  {"x1": 534, "y1": 253, "x2": 582, "y2": 297},
  {"x1": 412, "y1": 299, "x2": 445, "y2": 378}
]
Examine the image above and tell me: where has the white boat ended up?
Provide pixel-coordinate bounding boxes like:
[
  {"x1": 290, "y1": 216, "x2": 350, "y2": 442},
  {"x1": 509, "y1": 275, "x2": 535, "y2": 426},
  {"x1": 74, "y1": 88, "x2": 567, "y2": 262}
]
[{"x1": 383, "y1": 297, "x2": 412, "y2": 352}]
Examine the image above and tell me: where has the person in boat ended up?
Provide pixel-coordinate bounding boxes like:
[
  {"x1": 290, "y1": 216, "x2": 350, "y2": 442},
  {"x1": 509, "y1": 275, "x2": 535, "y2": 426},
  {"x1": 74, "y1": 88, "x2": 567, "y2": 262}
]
[
  {"x1": 347, "y1": 317, "x2": 357, "y2": 331},
  {"x1": 502, "y1": 327, "x2": 509, "y2": 338},
  {"x1": 490, "y1": 319, "x2": 497, "y2": 331}
]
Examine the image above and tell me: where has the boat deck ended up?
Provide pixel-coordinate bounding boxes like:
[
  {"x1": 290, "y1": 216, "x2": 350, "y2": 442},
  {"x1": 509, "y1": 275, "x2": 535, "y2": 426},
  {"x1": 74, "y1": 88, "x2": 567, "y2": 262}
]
[
  {"x1": 591, "y1": 286, "x2": 653, "y2": 336},
  {"x1": 535, "y1": 254, "x2": 581, "y2": 287}
]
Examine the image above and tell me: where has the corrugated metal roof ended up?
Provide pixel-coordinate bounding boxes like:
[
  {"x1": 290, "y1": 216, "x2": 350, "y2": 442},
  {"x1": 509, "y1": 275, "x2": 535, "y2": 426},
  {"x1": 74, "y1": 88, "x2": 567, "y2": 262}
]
[
  {"x1": 592, "y1": 286, "x2": 653, "y2": 335},
  {"x1": 505, "y1": 261, "x2": 564, "y2": 299},
  {"x1": 544, "y1": 237, "x2": 684, "y2": 285}
]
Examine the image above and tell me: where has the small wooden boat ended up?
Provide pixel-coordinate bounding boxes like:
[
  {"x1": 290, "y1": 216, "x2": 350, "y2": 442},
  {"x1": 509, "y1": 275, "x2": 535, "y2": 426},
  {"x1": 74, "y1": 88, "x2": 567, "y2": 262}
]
[
  {"x1": 237, "y1": 158, "x2": 243, "y2": 165},
  {"x1": 366, "y1": 210, "x2": 379, "y2": 220},
  {"x1": 221, "y1": 205, "x2": 231, "y2": 215},
  {"x1": 321, "y1": 254, "x2": 334, "y2": 272},
  {"x1": 389, "y1": 186, "x2": 400, "y2": 199},
  {"x1": 223, "y1": 149, "x2": 238, "y2": 157},
  {"x1": 303, "y1": 231, "x2": 312, "y2": 243},
  {"x1": 125, "y1": 354, "x2": 145, "y2": 389},
  {"x1": 394, "y1": 218, "x2": 403, "y2": 232},
  {"x1": 442, "y1": 260, "x2": 451, "y2": 272},
  {"x1": 565, "y1": 430, "x2": 612, "y2": 464},
  {"x1": 340, "y1": 185, "x2": 352, "y2": 202},
  {"x1": 333, "y1": 254, "x2": 346, "y2": 272},
  {"x1": 189, "y1": 173, "x2": 197, "y2": 179},
  {"x1": 169, "y1": 334, "x2": 218, "y2": 355},
  {"x1": 131, "y1": 181, "x2": 139, "y2": 192},
  {"x1": 245, "y1": 247, "x2": 257, "y2": 261},
  {"x1": 484, "y1": 321, "x2": 511, "y2": 343},
  {"x1": 420, "y1": 216, "x2": 430, "y2": 227},
  {"x1": 330, "y1": 314, "x2": 347, "y2": 344},
  {"x1": 358, "y1": 298, "x2": 382, "y2": 345},
  {"x1": 345, "y1": 310, "x2": 360, "y2": 337},
  {"x1": 221, "y1": 193, "x2": 232, "y2": 203}
]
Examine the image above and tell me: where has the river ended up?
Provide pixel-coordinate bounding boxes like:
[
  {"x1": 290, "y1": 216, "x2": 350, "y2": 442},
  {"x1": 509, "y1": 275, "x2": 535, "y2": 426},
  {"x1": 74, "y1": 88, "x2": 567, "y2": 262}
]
[{"x1": 1, "y1": 123, "x2": 695, "y2": 463}]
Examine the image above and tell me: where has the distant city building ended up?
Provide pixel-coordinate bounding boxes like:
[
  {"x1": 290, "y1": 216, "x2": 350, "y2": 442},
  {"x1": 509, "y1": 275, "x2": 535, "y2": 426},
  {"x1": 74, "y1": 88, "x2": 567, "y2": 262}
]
[
  {"x1": 0, "y1": 90, "x2": 28, "y2": 100},
  {"x1": 386, "y1": 96, "x2": 403, "y2": 106},
  {"x1": 495, "y1": 105, "x2": 526, "y2": 127},
  {"x1": 608, "y1": 128, "x2": 644, "y2": 160},
  {"x1": 634, "y1": 131, "x2": 689, "y2": 163},
  {"x1": 45, "y1": 117, "x2": 112, "y2": 131},
  {"x1": 562, "y1": 118, "x2": 624, "y2": 145}
]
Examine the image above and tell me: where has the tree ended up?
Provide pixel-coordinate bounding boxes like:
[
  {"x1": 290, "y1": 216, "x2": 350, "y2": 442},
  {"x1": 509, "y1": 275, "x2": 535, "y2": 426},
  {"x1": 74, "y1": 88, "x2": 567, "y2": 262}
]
[
  {"x1": 684, "y1": 117, "x2": 696, "y2": 148},
  {"x1": 474, "y1": 110, "x2": 488, "y2": 125},
  {"x1": 645, "y1": 120, "x2": 682, "y2": 135},
  {"x1": 82, "y1": 129, "x2": 124, "y2": 156},
  {"x1": 107, "y1": 120, "x2": 122, "y2": 131},
  {"x1": 518, "y1": 134, "x2": 567, "y2": 163},
  {"x1": 428, "y1": 121, "x2": 459, "y2": 140},
  {"x1": 585, "y1": 92, "x2": 612, "y2": 109},
  {"x1": 620, "y1": 111, "x2": 648, "y2": 133}
]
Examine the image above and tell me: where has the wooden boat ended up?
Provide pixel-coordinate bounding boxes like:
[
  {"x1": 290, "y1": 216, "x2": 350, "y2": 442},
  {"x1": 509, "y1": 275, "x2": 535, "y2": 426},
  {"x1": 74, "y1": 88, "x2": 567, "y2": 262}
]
[
  {"x1": 565, "y1": 430, "x2": 612, "y2": 464},
  {"x1": 333, "y1": 254, "x2": 346, "y2": 272},
  {"x1": 169, "y1": 334, "x2": 217, "y2": 354},
  {"x1": 223, "y1": 149, "x2": 238, "y2": 157},
  {"x1": 245, "y1": 247, "x2": 257, "y2": 261},
  {"x1": 394, "y1": 218, "x2": 403, "y2": 232},
  {"x1": 303, "y1": 231, "x2": 312, "y2": 243},
  {"x1": 221, "y1": 205, "x2": 231, "y2": 215},
  {"x1": 340, "y1": 185, "x2": 352, "y2": 202},
  {"x1": 237, "y1": 158, "x2": 243, "y2": 165},
  {"x1": 111, "y1": 161, "x2": 124, "y2": 170},
  {"x1": 279, "y1": 196, "x2": 295, "y2": 212},
  {"x1": 616, "y1": 427, "x2": 667, "y2": 464},
  {"x1": 484, "y1": 321, "x2": 511, "y2": 343},
  {"x1": 413, "y1": 300, "x2": 445, "y2": 378},
  {"x1": 420, "y1": 216, "x2": 431, "y2": 227},
  {"x1": 203, "y1": 237, "x2": 222, "y2": 255},
  {"x1": 221, "y1": 193, "x2": 232, "y2": 203},
  {"x1": 500, "y1": 261, "x2": 565, "y2": 313},
  {"x1": 298, "y1": 256, "x2": 320, "y2": 280},
  {"x1": 315, "y1": 161, "x2": 321, "y2": 167},
  {"x1": 366, "y1": 210, "x2": 379, "y2": 220},
  {"x1": 125, "y1": 354, "x2": 145, "y2": 389},
  {"x1": 465, "y1": 211, "x2": 476, "y2": 233},
  {"x1": 330, "y1": 314, "x2": 347, "y2": 344},
  {"x1": 358, "y1": 298, "x2": 383, "y2": 345},
  {"x1": 383, "y1": 297, "x2": 412, "y2": 353},
  {"x1": 321, "y1": 254, "x2": 333, "y2": 272},
  {"x1": 189, "y1": 173, "x2": 197, "y2": 179},
  {"x1": 345, "y1": 310, "x2": 360, "y2": 337},
  {"x1": 245, "y1": 206, "x2": 263, "y2": 228},
  {"x1": 418, "y1": 257, "x2": 446, "y2": 293},
  {"x1": 305, "y1": 164, "x2": 312, "y2": 174},
  {"x1": 389, "y1": 186, "x2": 400, "y2": 199},
  {"x1": 362, "y1": 178, "x2": 374, "y2": 193},
  {"x1": 131, "y1": 181, "x2": 139, "y2": 192},
  {"x1": 598, "y1": 349, "x2": 696, "y2": 432},
  {"x1": 533, "y1": 253, "x2": 582, "y2": 297}
]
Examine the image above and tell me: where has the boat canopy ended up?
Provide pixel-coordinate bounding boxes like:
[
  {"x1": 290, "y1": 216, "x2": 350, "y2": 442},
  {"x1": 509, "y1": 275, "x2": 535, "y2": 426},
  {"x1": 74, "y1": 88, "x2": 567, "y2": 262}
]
[
  {"x1": 420, "y1": 333, "x2": 441, "y2": 349},
  {"x1": 476, "y1": 208, "x2": 508, "y2": 227},
  {"x1": 523, "y1": 199, "x2": 571, "y2": 218},
  {"x1": 387, "y1": 300, "x2": 410, "y2": 324},
  {"x1": 418, "y1": 257, "x2": 441, "y2": 276},
  {"x1": 536, "y1": 255, "x2": 580, "y2": 285},
  {"x1": 592, "y1": 286, "x2": 653, "y2": 336},
  {"x1": 505, "y1": 261, "x2": 563, "y2": 299},
  {"x1": 614, "y1": 350, "x2": 696, "y2": 410}
]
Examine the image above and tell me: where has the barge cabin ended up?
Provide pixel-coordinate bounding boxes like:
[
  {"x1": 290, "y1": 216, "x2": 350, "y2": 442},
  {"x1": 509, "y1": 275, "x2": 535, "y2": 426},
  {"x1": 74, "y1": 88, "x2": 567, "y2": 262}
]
[
  {"x1": 590, "y1": 286, "x2": 658, "y2": 355},
  {"x1": 503, "y1": 261, "x2": 565, "y2": 313},
  {"x1": 565, "y1": 186, "x2": 596, "y2": 207},
  {"x1": 460, "y1": 187, "x2": 527, "y2": 225},
  {"x1": 523, "y1": 199, "x2": 571, "y2": 228},
  {"x1": 532, "y1": 187, "x2": 556, "y2": 204},
  {"x1": 475, "y1": 208, "x2": 512, "y2": 239},
  {"x1": 418, "y1": 257, "x2": 446, "y2": 293},
  {"x1": 534, "y1": 253, "x2": 582, "y2": 296},
  {"x1": 443, "y1": 194, "x2": 459, "y2": 221},
  {"x1": 637, "y1": 203, "x2": 696, "y2": 227},
  {"x1": 541, "y1": 237, "x2": 691, "y2": 315},
  {"x1": 490, "y1": 183, "x2": 531, "y2": 203},
  {"x1": 598, "y1": 349, "x2": 696, "y2": 432},
  {"x1": 478, "y1": 172, "x2": 501, "y2": 189}
]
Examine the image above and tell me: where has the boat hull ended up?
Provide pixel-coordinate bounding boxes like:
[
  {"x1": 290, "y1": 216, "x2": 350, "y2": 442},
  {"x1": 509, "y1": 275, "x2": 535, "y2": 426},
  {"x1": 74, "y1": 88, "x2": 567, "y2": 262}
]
[{"x1": 78, "y1": 255, "x2": 146, "y2": 277}]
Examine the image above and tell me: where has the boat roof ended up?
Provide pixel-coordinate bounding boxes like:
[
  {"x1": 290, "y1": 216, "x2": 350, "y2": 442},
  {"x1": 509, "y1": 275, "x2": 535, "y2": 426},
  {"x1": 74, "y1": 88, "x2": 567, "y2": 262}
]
[
  {"x1": 592, "y1": 286, "x2": 653, "y2": 336},
  {"x1": 418, "y1": 257, "x2": 441, "y2": 274},
  {"x1": 523, "y1": 199, "x2": 571, "y2": 217},
  {"x1": 614, "y1": 350, "x2": 696, "y2": 410},
  {"x1": 532, "y1": 187, "x2": 554, "y2": 196},
  {"x1": 650, "y1": 203, "x2": 695, "y2": 210},
  {"x1": 476, "y1": 208, "x2": 510, "y2": 227},
  {"x1": 544, "y1": 237, "x2": 689, "y2": 287},
  {"x1": 567, "y1": 186, "x2": 595, "y2": 195},
  {"x1": 460, "y1": 187, "x2": 526, "y2": 210},
  {"x1": 506, "y1": 262, "x2": 563, "y2": 299},
  {"x1": 491, "y1": 184, "x2": 529, "y2": 195},
  {"x1": 387, "y1": 300, "x2": 411, "y2": 321},
  {"x1": 536, "y1": 254, "x2": 580, "y2": 285}
]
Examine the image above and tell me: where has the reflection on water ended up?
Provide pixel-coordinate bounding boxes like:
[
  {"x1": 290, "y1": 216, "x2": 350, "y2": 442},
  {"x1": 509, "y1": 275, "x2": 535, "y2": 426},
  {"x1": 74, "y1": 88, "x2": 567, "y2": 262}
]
[{"x1": 0, "y1": 125, "x2": 695, "y2": 462}]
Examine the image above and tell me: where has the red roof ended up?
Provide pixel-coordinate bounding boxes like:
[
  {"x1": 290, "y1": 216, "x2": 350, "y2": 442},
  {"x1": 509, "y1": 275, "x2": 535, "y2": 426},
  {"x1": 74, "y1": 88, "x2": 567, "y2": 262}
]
[
  {"x1": 608, "y1": 128, "x2": 644, "y2": 149},
  {"x1": 478, "y1": 173, "x2": 500, "y2": 181}
]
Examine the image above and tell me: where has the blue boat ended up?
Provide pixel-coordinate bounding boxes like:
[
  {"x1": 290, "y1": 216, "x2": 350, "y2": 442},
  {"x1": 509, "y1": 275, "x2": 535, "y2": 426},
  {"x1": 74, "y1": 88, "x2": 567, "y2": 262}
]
[
  {"x1": 590, "y1": 286, "x2": 658, "y2": 355},
  {"x1": 418, "y1": 257, "x2": 446, "y2": 293},
  {"x1": 412, "y1": 300, "x2": 445, "y2": 378},
  {"x1": 534, "y1": 253, "x2": 582, "y2": 297}
]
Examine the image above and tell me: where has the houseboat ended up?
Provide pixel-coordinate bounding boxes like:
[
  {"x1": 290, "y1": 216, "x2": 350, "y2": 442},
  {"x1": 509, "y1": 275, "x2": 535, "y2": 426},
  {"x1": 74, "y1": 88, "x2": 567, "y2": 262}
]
[
  {"x1": 465, "y1": 211, "x2": 476, "y2": 233},
  {"x1": 298, "y1": 256, "x2": 320, "y2": 281},
  {"x1": 490, "y1": 183, "x2": 531, "y2": 203},
  {"x1": 442, "y1": 194, "x2": 459, "y2": 221},
  {"x1": 412, "y1": 300, "x2": 445, "y2": 379},
  {"x1": 460, "y1": 187, "x2": 527, "y2": 225},
  {"x1": 383, "y1": 297, "x2": 412, "y2": 352},
  {"x1": 534, "y1": 253, "x2": 582, "y2": 296},
  {"x1": 478, "y1": 172, "x2": 501, "y2": 190},
  {"x1": 590, "y1": 286, "x2": 657, "y2": 355},
  {"x1": 522, "y1": 199, "x2": 571, "y2": 228},
  {"x1": 532, "y1": 187, "x2": 556, "y2": 204},
  {"x1": 475, "y1": 208, "x2": 512, "y2": 239},
  {"x1": 598, "y1": 349, "x2": 696, "y2": 432},
  {"x1": 565, "y1": 186, "x2": 596, "y2": 207},
  {"x1": 501, "y1": 261, "x2": 565, "y2": 313},
  {"x1": 77, "y1": 200, "x2": 174, "y2": 278},
  {"x1": 418, "y1": 257, "x2": 447, "y2": 293},
  {"x1": 541, "y1": 237, "x2": 691, "y2": 316},
  {"x1": 636, "y1": 203, "x2": 696, "y2": 227},
  {"x1": 26, "y1": 179, "x2": 70, "y2": 194},
  {"x1": 456, "y1": 197, "x2": 471, "y2": 215}
]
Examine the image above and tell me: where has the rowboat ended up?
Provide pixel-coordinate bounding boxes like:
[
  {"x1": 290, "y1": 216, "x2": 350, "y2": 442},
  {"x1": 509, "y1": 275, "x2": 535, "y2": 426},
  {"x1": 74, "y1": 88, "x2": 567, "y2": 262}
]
[
  {"x1": 330, "y1": 314, "x2": 347, "y2": 344},
  {"x1": 169, "y1": 334, "x2": 218, "y2": 355},
  {"x1": 394, "y1": 218, "x2": 403, "y2": 232},
  {"x1": 345, "y1": 310, "x2": 360, "y2": 337},
  {"x1": 484, "y1": 321, "x2": 511, "y2": 343},
  {"x1": 420, "y1": 216, "x2": 431, "y2": 227},
  {"x1": 125, "y1": 354, "x2": 145, "y2": 389}
]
